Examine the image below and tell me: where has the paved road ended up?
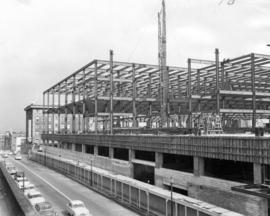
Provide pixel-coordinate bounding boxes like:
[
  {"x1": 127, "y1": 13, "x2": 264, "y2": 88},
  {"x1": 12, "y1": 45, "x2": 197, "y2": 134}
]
[{"x1": 8, "y1": 156, "x2": 139, "y2": 216}]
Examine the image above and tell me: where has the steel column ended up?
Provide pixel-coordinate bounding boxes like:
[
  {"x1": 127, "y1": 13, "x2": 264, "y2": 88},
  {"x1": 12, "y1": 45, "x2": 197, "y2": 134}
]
[
  {"x1": 43, "y1": 93, "x2": 45, "y2": 134},
  {"x1": 82, "y1": 69, "x2": 86, "y2": 133},
  {"x1": 109, "y1": 50, "x2": 114, "y2": 134},
  {"x1": 215, "y1": 48, "x2": 220, "y2": 115},
  {"x1": 251, "y1": 53, "x2": 256, "y2": 131},
  {"x1": 58, "y1": 85, "x2": 61, "y2": 134},
  {"x1": 52, "y1": 88, "x2": 55, "y2": 134},
  {"x1": 94, "y1": 61, "x2": 98, "y2": 133},
  {"x1": 72, "y1": 75, "x2": 76, "y2": 133},
  {"x1": 64, "y1": 81, "x2": 68, "y2": 134},
  {"x1": 187, "y1": 58, "x2": 192, "y2": 128},
  {"x1": 132, "y1": 63, "x2": 137, "y2": 128},
  {"x1": 47, "y1": 92, "x2": 50, "y2": 134}
]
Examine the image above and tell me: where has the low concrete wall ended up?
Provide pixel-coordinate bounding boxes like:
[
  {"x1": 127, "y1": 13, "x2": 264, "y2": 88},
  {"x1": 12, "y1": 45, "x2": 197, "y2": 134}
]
[
  {"x1": 0, "y1": 162, "x2": 38, "y2": 216},
  {"x1": 155, "y1": 167, "x2": 268, "y2": 216},
  {"x1": 30, "y1": 151, "x2": 244, "y2": 216},
  {"x1": 45, "y1": 147, "x2": 132, "y2": 177},
  {"x1": 188, "y1": 183, "x2": 268, "y2": 216}
]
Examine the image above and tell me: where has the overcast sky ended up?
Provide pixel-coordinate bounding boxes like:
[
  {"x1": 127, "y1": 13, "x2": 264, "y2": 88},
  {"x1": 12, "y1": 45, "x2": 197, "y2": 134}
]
[{"x1": 1, "y1": 0, "x2": 270, "y2": 131}]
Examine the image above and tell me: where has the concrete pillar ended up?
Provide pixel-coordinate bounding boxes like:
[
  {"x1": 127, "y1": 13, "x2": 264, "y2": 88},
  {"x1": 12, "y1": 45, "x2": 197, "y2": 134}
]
[
  {"x1": 109, "y1": 147, "x2": 114, "y2": 158},
  {"x1": 129, "y1": 149, "x2": 135, "y2": 178},
  {"x1": 254, "y1": 163, "x2": 263, "y2": 184},
  {"x1": 155, "y1": 152, "x2": 163, "y2": 168},
  {"x1": 194, "y1": 156, "x2": 205, "y2": 176},
  {"x1": 82, "y1": 144, "x2": 86, "y2": 153},
  {"x1": 94, "y1": 146, "x2": 98, "y2": 156},
  {"x1": 72, "y1": 143, "x2": 76, "y2": 151}
]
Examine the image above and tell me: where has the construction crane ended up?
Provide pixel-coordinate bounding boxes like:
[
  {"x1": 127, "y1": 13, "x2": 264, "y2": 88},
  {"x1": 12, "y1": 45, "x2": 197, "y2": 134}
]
[{"x1": 158, "y1": 0, "x2": 169, "y2": 128}]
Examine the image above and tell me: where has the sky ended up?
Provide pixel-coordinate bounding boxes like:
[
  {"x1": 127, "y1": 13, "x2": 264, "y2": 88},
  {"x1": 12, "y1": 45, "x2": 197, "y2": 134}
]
[{"x1": 0, "y1": 0, "x2": 270, "y2": 131}]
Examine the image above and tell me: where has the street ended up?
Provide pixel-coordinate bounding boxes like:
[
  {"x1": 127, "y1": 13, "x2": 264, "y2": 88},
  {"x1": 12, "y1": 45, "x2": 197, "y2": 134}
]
[{"x1": 8, "y1": 156, "x2": 139, "y2": 216}]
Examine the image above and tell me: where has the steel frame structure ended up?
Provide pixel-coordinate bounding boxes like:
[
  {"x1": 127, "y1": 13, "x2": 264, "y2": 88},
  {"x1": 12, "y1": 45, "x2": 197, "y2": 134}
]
[{"x1": 42, "y1": 50, "x2": 270, "y2": 134}]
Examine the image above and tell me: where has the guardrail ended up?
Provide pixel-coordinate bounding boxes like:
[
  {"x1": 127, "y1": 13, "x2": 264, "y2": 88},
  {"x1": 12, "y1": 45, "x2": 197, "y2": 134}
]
[{"x1": 30, "y1": 151, "x2": 245, "y2": 216}]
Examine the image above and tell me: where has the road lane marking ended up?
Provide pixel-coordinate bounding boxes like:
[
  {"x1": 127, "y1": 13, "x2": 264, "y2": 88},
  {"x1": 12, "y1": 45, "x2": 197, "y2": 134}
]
[{"x1": 11, "y1": 158, "x2": 71, "y2": 202}]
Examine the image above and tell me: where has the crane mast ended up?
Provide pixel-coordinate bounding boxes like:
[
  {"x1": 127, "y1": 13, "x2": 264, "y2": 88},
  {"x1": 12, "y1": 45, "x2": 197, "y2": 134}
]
[{"x1": 158, "y1": 0, "x2": 168, "y2": 127}]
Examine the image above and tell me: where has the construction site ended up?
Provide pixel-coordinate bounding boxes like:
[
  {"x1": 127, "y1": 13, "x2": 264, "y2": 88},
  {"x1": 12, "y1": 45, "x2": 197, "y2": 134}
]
[{"x1": 30, "y1": 1, "x2": 270, "y2": 216}]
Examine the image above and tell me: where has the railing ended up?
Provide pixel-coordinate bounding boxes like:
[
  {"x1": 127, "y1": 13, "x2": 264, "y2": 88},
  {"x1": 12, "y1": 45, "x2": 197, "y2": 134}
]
[{"x1": 30, "y1": 150, "x2": 244, "y2": 216}]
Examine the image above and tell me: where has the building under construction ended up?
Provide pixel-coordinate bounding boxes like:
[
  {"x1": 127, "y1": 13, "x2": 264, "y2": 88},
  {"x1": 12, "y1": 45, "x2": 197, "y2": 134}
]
[{"x1": 32, "y1": 1, "x2": 270, "y2": 216}]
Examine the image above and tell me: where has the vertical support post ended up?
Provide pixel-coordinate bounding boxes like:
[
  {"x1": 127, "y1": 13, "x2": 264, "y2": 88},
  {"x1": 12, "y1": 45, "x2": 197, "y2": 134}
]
[
  {"x1": 148, "y1": 73, "x2": 152, "y2": 128},
  {"x1": 251, "y1": 53, "x2": 256, "y2": 132},
  {"x1": 254, "y1": 163, "x2": 263, "y2": 184},
  {"x1": 177, "y1": 75, "x2": 181, "y2": 127},
  {"x1": 215, "y1": 48, "x2": 220, "y2": 115},
  {"x1": 52, "y1": 88, "x2": 55, "y2": 134},
  {"x1": 196, "y1": 69, "x2": 200, "y2": 94},
  {"x1": 72, "y1": 75, "x2": 76, "y2": 134},
  {"x1": 155, "y1": 152, "x2": 163, "y2": 168},
  {"x1": 158, "y1": 11, "x2": 163, "y2": 128},
  {"x1": 64, "y1": 80, "x2": 68, "y2": 134},
  {"x1": 94, "y1": 61, "x2": 98, "y2": 134},
  {"x1": 221, "y1": 61, "x2": 225, "y2": 89},
  {"x1": 170, "y1": 178, "x2": 173, "y2": 216},
  {"x1": 109, "y1": 50, "x2": 114, "y2": 134},
  {"x1": 82, "y1": 69, "x2": 86, "y2": 133},
  {"x1": 194, "y1": 156, "x2": 205, "y2": 176},
  {"x1": 204, "y1": 77, "x2": 207, "y2": 95},
  {"x1": 43, "y1": 93, "x2": 45, "y2": 134},
  {"x1": 116, "y1": 71, "x2": 121, "y2": 127},
  {"x1": 132, "y1": 63, "x2": 137, "y2": 128},
  {"x1": 58, "y1": 85, "x2": 61, "y2": 134},
  {"x1": 129, "y1": 149, "x2": 135, "y2": 178},
  {"x1": 47, "y1": 92, "x2": 50, "y2": 134},
  {"x1": 22, "y1": 172, "x2": 25, "y2": 192},
  {"x1": 187, "y1": 58, "x2": 192, "y2": 128},
  {"x1": 91, "y1": 160, "x2": 93, "y2": 186}
]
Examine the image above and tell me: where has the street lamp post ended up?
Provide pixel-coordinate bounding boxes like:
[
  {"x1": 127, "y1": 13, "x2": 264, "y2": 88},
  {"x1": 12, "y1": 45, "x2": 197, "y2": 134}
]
[
  {"x1": 91, "y1": 159, "x2": 93, "y2": 187},
  {"x1": 22, "y1": 171, "x2": 25, "y2": 193},
  {"x1": 170, "y1": 176, "x2": 174, "y2": 216},
  {"x1": 44, "y1": 145, "x2": 47, "y2": 166}
]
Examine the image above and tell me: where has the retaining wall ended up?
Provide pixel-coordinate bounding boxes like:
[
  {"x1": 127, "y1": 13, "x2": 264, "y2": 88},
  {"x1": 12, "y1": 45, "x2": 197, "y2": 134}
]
[{"x1": 30, "y1": 151, "x2": 244, "y2": 216}]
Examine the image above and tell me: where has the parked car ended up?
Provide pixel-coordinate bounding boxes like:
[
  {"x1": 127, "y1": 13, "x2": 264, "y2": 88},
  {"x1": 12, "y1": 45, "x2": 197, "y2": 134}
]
[
  {"x1": 26, "y1": 189, "x2": 46, "y2": 206},
  {"x1": 15, "y1": 154, "x2": 22, "y2": 160},
  {"x1": 23, "y1": 183, "x2": 35, "y2": 195},
  {"x1": 35, "y1": 202, "x2": 58, "y2": 216},
  {"x1": 14, "y1": 171, "x2": 26, "y2": 181},
  {"x1": 7, "y1": 166, "x2": 17, "y2": 175},
  {"x1": 17, "y1": 180, "x2": 34, "y2": 190},
  {"x1": 2, "y1": 153, "x2": 8, "y2": 158},
  {"x1": 66, "y1": 200, "x2": 91, "y2": 216}
]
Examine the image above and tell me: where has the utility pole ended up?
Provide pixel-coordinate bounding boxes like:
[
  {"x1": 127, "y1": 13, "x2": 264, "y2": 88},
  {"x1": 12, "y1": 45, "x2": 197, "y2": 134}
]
[
  {"x1": 158, "y1": 0, "x2": 168, "y2": 128},
  {"x1": 22, "y1": 172, "x2": 25, "y2": 192}
]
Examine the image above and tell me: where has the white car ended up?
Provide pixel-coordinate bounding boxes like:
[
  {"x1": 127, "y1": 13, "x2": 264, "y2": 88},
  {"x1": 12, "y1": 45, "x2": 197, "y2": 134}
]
[
  {"x1": 15, "y1": 154, "x2": 22, "y2": 160},
  {"x1": 16, "y1": 178, "x2": 29, "y2": 188},
  {"x1": 23, "y1": 184, "x2": 35, "y2": 195},
  {"x1": 26, "y1": 189, "x2": 46, "y2": 206},
  {"x1": 66, "y1": 200, "x2": 91, "y2": 216},
  {"x1": 18, "y1": 180, "x2": 34, "y2": 191}
]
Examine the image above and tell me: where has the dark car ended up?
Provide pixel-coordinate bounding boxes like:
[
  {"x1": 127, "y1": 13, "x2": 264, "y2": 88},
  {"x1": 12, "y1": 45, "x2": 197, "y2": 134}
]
[{"x1": 35, "y1": 202, "x2": 57, "y2": 216}]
